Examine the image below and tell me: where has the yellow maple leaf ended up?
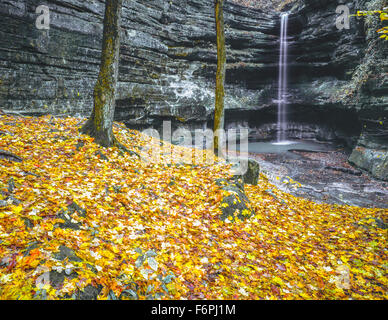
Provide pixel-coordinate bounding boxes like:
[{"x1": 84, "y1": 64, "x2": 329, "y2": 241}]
[
  {"x1": 272, "y1": 277, "x2": 284, "y2": 287},
  {"x1": 13, "y1": 205, "x2": 23, "y2": 214}
]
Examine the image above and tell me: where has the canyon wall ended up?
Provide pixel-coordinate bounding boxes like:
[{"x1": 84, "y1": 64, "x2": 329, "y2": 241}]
[
  {"x1": 290, "y1": 0, "x2": 388, "y2": 180},
  {"x1": 0, "y1": 0, "x2": 387, "y2": 179},
  {"x1": 0, "y1": 0, "x2": 278, "y2": 126}
]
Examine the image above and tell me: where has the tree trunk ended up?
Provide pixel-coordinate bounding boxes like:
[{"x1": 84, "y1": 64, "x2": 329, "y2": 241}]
[
  {"x1": 81, "y1": 0, "x2": 123, "y2": 147},
  {"x1": 213, "y1": 0, "x2": 226, "y2": 154}
]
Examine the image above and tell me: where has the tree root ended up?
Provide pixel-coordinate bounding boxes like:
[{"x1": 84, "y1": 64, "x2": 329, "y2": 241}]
[
  {"x1": 0, "y1": 150, "x2": 23, "y2": 162},
  {"x1": 0, "y1": 109, "x2": 25, "y2": 116},
  {"x1": 80, "y1": 121, "x2": 140, "y2": 158},
  {"x1": 113, "y1": 137, "x2": 140, "y2": 158}
]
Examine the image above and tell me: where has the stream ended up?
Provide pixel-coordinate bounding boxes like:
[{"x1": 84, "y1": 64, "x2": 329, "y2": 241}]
[{"x1": 245, "y1": 140, "x2": 388, "y2": 208}]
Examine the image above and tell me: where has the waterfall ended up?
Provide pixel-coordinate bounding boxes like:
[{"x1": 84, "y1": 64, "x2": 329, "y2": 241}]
[{"x1": 276, "y1": 13, "x2": 289, "y2": 143}]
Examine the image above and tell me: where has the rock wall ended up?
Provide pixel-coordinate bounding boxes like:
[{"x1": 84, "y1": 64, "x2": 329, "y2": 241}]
[
  {"x1": 289, "y1": 0, "x2": 388, "y2": 180},
  {"x1": 0, "y1": 0, "x2": 278, "y2": 125},
  {"x1": 0, "y1": 0, "x2": 387, "y2": 179}
]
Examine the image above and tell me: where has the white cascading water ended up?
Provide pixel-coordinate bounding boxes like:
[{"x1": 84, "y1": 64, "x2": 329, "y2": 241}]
[{"x1": 274, "y1": 13, "x2": 290, "y2": 145}]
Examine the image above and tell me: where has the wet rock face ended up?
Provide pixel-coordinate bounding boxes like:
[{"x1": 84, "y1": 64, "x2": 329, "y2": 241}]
[
  {"x1": 252, "y1": 149, "x2": 388, "y2": 209},
  {"x1": 0, "y1": 0, "x2": 278, "y2": 122},
  {"x1": 0, "y1": 0, "x2": 386, "y2": 179},
  {"x1": 287, "y1": 0, "x2": 388, "y2": 180},
  {"x1": 216, "y1": 178, "x2": 255, "y2": 222},
  {"x1": 349, "y1": 143, "x2": 388, "y2": 181},
  {"x1": 243, "y1": 159, "x2": 260, "y2": 185}
]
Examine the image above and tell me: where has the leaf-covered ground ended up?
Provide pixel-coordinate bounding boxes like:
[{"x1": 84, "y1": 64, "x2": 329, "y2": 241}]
[{"x1": 0, "y1": 114, "x2": 387, "y2": 300}]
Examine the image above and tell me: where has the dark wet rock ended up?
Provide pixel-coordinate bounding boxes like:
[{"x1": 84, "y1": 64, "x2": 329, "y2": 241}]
[
  {"x1": 112, "y1": 185, "x2": 123, "y2": 194},
  {"x1": 23, "y1": 241, "x2": 40, "y2": 257},
  {"x1": 375, "y1": 218, "x2": 388, "y2": 230},
  {"x1": 22, "y1": 171, "x2": 41, "y2": 178},
  {"x1": 95, "y1": 150, "x2": 109, "y2": 161},
  {"x1": 49, "y1": 271, "x2": 64, "y2": 288},
  {"x1": 53, "y1": 135, "x2": 70, "y2": 142},
  {"x1": 251, "y1": 149, "x2": 388, "y2": 208},
  {"x1": 353, "y1": 217, "x2": 388, "y2": 231},
  {"x1": 54, "y1": 245, "x2": 82, "y2": 262},
  {"x1": 349, "y1": 145, "x2": 388, "y2": 181},
  {"x1": 216, "y1": 178, "x2": 254, "y2": 222},
  {"x1": 86, "y1": 263, "x2": 98, "y2": 274},
  {"x1": 7, "y1": 178, "x2": 15, "y2": 193},
  {"x1": 7, "y1": 195, "x2": 21, "y2": 205},
  {"x1": 55, "y1": 202, "x2": 87, "y2": 230},
  {"x1": 22, "y1": 217, "x2": 34, "y2": 230},
  {"x1": 324, "y1": 165, "x2": 363, "y2": 176},
  {"x1": 55, "y1": 212, "x2": 81, "y2": 230},
  {"x1": 0, "y1": 255, "x2": 11, "y2": 267},
  {"x1": 75, "y1": 141, "x2": 85, "y2": 151},
  {"x1": 242, "y1": 159, "x2": 260, "y2": 185},
  {"x1": 77, "y1": 284, "x2": 103, "y2": 300},
  {"x1": 0, "y1": 192, "x2": 21, "y2": 207},
  {"x1": 0, "y1": 150, "x2": 23, "y2": 163},
  {"x1": 49, "y1": 270, "x2": 78, "y2": 288},
  {"x1": 228, "y1": 157, "x2": 260, "y2": 185},
  {"x1": 119, "y1": 282, "x2": 139, "y2": 300},
  {"x1": 119, "y1": 290, "x2": 139, "y2": 300},
  {"x1": 67, "y1": 202, "x2": 87, "y2": 218},
  {"x1": 56, "y1": 219, "x2": 81, "y2": 231}
]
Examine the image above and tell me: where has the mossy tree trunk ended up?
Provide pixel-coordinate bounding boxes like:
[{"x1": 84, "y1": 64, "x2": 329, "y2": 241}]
[
  {"x1": 81, "y1": 0, "x2": 123, "y2": 147},
  {"x1": 213, "y1": 0, "x2": 226, "y2": 154}
]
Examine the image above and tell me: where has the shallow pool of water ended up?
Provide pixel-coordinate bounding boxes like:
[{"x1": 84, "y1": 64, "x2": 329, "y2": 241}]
[{"x1": 248, "y1": 140, "x2": 338, "y2": 154}]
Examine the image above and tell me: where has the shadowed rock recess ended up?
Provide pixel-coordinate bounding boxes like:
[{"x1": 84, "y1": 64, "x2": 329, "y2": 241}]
[{"x1": 0, "y1": 0, "x2": 387, "y2": 179}]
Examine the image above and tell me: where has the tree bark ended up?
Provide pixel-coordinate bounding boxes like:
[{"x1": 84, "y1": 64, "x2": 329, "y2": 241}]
[
  {"x1": 213, "y1": 0, "x2": 226, "y2": 154},
  {"x1": 81, "y1": 0, "x2": 123, "y2": 147}
]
